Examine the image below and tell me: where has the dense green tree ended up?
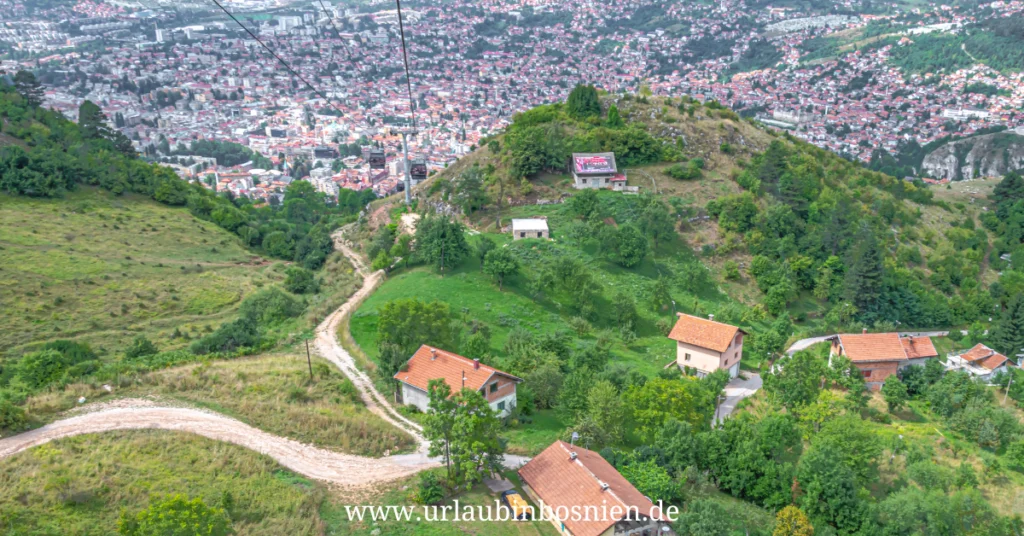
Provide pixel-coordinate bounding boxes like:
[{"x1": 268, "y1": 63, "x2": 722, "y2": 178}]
[
  {"x1": 674, "y1": 499, "x2": 730, "y2": 536},
  {"x1": 376, "y1": 298, "x2": 456, "y2": 356},
  {"x1": 13, "y1": 70, "x2": 43, "y2": 107},
  {"x1": 483, "y1": 247, "x2": 519, "y2": 290},
  {"x1": 415, "y1": 216, "x2": 469, "y2": 272},
  {"x1": 606, "y1": 104, "x2": 624, "y2": 127},
  {"x1": 566, "y1": 84, "x2": 600, "y2": 119},
  {"x1": 283, "y1": 267, "x2": 317, "y2": 294},
  {"x1": 881, "y1": 375, "x2": 909, "y2": 412},
  {"x1": 567, "y1": 188, "x2": 600, "y2": 220},
  {"x1": 797, "y1": 442, "x2": 864, "y2": 533},
  {"x1": 423, "y1": 380, "x2": 505, "y2": 489},
  {"x1": 626, "y1": 377, "x2": 714, "y2": 440},
  {"x1": 991, "y1": 294, "x2": 1024, "y2": 358},
  {"x1": 585, "y1": 380, "x2": 626, "y2": 445},
  {"x1": 844, "y1": 227, "x2": 885, "y2": 322},
  {"x1": 762, "y1": 351, "x2": 824, "y2": 412}
]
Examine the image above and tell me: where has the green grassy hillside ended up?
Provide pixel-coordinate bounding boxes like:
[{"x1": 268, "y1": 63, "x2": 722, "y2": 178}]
[{"x1": 0, "y1": 187, "x2": 279, "y2": 357}]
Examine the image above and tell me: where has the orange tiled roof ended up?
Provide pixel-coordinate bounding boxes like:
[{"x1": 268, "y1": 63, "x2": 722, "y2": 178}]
[
  {"x1": 393, "y1": 345, "x2": 519, "y2": 394},
  {"x1": 901, "y1": 336, "x2": 938, "y2": 359},
  {"x1": 961, "y1": 343, "x2": 1011, "y2": 371},
  {"x1": 519, "y1": 441, "x2": 657, "y2": 536},
  {"x1": 837, "y1": 333, "x2": 907, "y2": 363},
  {"x1": 668, "y1": 313, "x2": 741, "y2": 353}
]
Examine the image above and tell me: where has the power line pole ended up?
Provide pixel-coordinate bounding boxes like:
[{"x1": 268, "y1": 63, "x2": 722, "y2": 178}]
[
  {"x1": 401, "y1": 130, "x2": 412, "y2": 205},
  {"x1": 305, "y1": 338, "x2": 313, "y2": 382}
]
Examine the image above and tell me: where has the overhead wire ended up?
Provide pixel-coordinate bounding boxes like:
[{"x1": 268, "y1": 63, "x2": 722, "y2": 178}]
[
  {"x1": 394, "y1": 0, "x2": 418, "y2": 132},
  {"x1": 315, "y1": 0, "x2": 356, "y2": 66},
  {"x1": 209, "y1": 0, "x2": 347, "y2": 116}
]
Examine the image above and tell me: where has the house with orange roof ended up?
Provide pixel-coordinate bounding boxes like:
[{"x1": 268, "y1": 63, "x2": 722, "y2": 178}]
[
  {"x1": 668, "y1": 313, "x2": 745, "y2": 378},
  {"x1": 393, "y1": 345, "x2": 521, "y2": 417},
  {"x1": 518, "y1": 441, "x2": 673, "y2": 536},
  {"x1": 947, "y1": 343, "x2": 1016, "y2": 382},
  {"x1": 828, "y1": 330, "x2": 940, "y2": 389}
]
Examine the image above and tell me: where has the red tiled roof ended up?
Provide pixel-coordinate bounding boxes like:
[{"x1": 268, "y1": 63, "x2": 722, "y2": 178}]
[
  {"x1": 393, "y1": 345, "x2": 519, "y2": 394},
  {"x1": 837, "y1": 333, "x2": 907, "y2": 363},
  {"x1": 901, "y1": 336, "x2": 938, "y2": 359},
  {"x1": 961, "y1": 343, "x2": 1011, "y2": 371},
  {"x1": 668, "y1": 313, "x2": 741, "y2": 353},
  {"x1": 519, "y1": 441, "x2": 657, "y2": 536}
]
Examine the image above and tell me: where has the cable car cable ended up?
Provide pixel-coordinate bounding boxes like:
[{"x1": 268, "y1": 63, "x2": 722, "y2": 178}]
[
  {"x1": 209, "y1": 0, "x2": 346, "y2": 117},
  {"x1": 394, "y1": 0, "x2": 417, "y2": 132}
]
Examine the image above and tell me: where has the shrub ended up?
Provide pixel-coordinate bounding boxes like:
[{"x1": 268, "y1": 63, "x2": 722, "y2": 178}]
[
  {"x1": 117, "y1": 494, "x2": 231, "y2": 536},
  {"x1": 416, "y1": 471, "x2": 446, "y2": 505},
  {"x1": 190, "y1": 317, "x2": 261, "y2": 355},
  {"x1": 125, "y1": 336, "x2": 159, "y2": 359},
  {"x1": 0, "y1": 399, "x2": 27, "y2": 430},
  {"x1": 283, "y1": 267, "x2": 318, "y2": 294},
  {"x1": 237, "y1": 288, "x2": 304, "y2": 324}
]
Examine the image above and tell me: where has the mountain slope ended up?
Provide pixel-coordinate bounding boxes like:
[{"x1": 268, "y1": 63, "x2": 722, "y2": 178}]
[{"x1": 0, "y1": 187, "x2": 278, "y2": 356}]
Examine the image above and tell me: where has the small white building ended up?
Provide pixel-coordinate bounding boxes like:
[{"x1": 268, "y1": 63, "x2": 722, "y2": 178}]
[
  {"x1": 511, "y1": 218, "x2": 549, "y2": 240},
  {"x1": 393, "y1": 345, "x2": 522, "y2": 417},
  {"x1": 571, "y1": 152, "x2": 624, "y2": 189}
]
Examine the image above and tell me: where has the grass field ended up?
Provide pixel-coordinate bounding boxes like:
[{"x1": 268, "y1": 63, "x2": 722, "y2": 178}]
[
  {"x1": 0, "y1": 187, "x2": 280, "y2": 357},
  {"x1": 18, "y1": 351, "x2": 416, "y2": 456},
  {"x1": 351, "y1": 190, "x2": 777, "y2": 383},
  {"x1": 0, "y1": 430, "x2": 327, "y2": 535}
]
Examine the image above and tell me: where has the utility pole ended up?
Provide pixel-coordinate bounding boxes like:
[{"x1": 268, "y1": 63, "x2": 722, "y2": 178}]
[
  {"x1": 305, "y1": 338, "x2": 313, "y2": 382},
  {"x1": 401, "y1": 130, "x2": 412, "y2": 205},
  {"x1": 1005, "y1": 369, "x2": 1014, "y2": 405}
]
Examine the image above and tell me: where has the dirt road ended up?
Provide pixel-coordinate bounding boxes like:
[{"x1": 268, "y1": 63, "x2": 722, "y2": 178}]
[
  {"x1": 314, "y1": 227, "x2": 430, "y2": 453},
  {"x1": 0, "y1": 402, "x2": 433, "y2": 487}
]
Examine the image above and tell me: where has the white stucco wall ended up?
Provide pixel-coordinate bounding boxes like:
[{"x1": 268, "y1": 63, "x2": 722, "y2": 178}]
[
  {"x1": 490, "y1": 392, "x2": 517, "y2": 417},
  {"x1": 401, "y1": 383, "x2": 430, "y2": 412}
]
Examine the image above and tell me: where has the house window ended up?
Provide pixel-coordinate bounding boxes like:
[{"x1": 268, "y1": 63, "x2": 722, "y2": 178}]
[
  {"x1": 684, "y1": 353, "x2": 691, "y2": 361},
  {"x1": 537, "y1": 232, "x2": 543, "y2": 238},
  {"x1": 490, "y1": 382, "x2": 498, "y2": 393},
  {"x1": 862, "y1": 370, "x2": 871, "y2": 378},
  {"x1": 520, "y1": 232, "x2": 525, "y2": 238},
  {"x1": 497, "y1": 401, "x2": 506, "y2": 411},
  {"x1": 581, "y1": 178, "x2": 587, "y2": 184}
]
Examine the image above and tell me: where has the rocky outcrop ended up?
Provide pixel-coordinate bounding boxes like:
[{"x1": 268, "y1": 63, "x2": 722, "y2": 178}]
[{"x1": 921, "y1": 132, "x2": 1024, "y2": 181}]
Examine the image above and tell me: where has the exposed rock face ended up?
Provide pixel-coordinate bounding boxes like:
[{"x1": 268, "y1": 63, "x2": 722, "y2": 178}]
[{"x1": 921, "y1": 132, "x2": 1024, "y2": 181}]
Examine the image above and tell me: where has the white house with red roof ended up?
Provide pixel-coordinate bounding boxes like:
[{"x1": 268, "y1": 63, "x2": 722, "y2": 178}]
[
  {"x1": 946, "y1": 343, "x2": 1016, "y2": 382},
  {"x1": 393, "y1": 345, "x2": 522, "y2": 417}
]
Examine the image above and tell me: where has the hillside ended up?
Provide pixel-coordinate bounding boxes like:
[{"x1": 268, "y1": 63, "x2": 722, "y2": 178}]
[
  {"x1": 374, "y1": 90, "x2": 993, "y2": 334},
  {"x1": 0, "y1": 188, "x2": 277, "y2": 357}
]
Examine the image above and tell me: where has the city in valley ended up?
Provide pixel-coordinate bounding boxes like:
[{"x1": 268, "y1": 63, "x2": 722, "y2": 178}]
[
  {"x1": 2, "y1": 0, "x2": 1022, "y2": 202},
  {"x1": 3, "y1": 0, "x2": 1024, "y2": 535}
]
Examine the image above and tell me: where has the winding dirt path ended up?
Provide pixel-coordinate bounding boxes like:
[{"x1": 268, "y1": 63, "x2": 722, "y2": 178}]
[
  {"x1": 314, "y1": 227, "x2": 429, "y2": 453},
  {"x1": 0, "y1": 226, "x2": 529, "y2": 485},
  {"x1": 0, "y1": 402, "x2": 433, "y2": 487}
]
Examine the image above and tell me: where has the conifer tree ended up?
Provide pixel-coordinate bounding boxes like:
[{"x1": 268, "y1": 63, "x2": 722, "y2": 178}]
[
  {"x1": 992, "y1": 294, "x2": 1024, "y2": 359},
  {"x1": 13, "y1": 70, "x2": 43, "y2": 107},
  {"x1": 844, "y1": 227, "x2": 884, "y2": 321}
]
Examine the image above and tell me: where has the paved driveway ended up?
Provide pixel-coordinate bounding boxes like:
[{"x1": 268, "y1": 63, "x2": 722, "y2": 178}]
[{"x1": 715, "y1": 373, "x2": 762, "y2": 423}]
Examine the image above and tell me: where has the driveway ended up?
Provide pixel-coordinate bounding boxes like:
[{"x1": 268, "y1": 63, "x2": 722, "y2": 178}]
[{"x1": 715, "y1": 373, "x2": 762, "y2": 423}]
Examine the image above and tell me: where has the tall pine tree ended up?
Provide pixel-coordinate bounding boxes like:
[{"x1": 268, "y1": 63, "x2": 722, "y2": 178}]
[
  {"x1": 844, "y1": 227, "x2": 885, "y2": 322},
  {"x1": 992, "y1": 294, "x2": 1024, "y2": 360},
  {"x1": 13, "y1": 70, "x2": 44, "y2": 107},
  {"x1": 566, "y1": 84, "x2": 600, "y2": 119}
]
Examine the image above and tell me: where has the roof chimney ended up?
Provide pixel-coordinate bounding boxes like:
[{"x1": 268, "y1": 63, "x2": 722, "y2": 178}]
[
  {"x1": 600, "y1": 482, "x2": 610, "y2": 491},
  {"x1": 473, "y1": 358, "x2": 480, "y2": 370},
  {"x1": 862, "y1": 328, "x2": 868, "y2": 334},
  {"x1": 708, "y1": 314, "x2": 714, "y2": 321},
  {"x1": 430, "y1": 348, "x2": 437, "y2": 360},
  {"x1": 909, "y1": 335, "x2": 914, "y2": 342},
  {"x1": 569, "y1": 452, "x2": 578, "y2": 461}
]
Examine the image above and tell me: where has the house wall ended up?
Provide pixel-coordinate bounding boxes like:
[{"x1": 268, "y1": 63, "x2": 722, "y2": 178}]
[
  {"x1": 854, "y1": 361, "x2": 900, "y2": 390},
  {"x1": 676, "y1": 333, "x2": 743, "y2": 377},
  {"x1": 899, "y1": 357, "x2": 934, "y2": 369},
  {"x1": 520, "y1": 484, "x2": 575, "y2": 535},
  {"x1": 573, "y1": 173, "x2": 613, "y2": 189},
  {"x1": 513, "y1": 230, "x2": 549, "y2": 240},
  {"x1": 400, "y1": 383, "x2": 430, "y2": 412},
  {"x1": 490, "y1": 392, "x2": 517, "y2": 417}
]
